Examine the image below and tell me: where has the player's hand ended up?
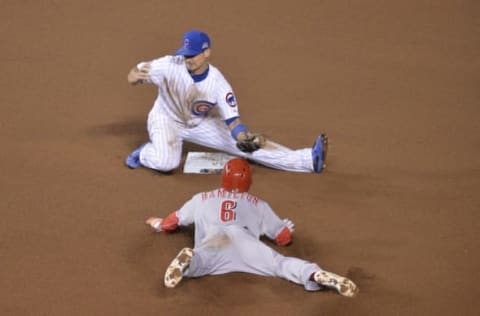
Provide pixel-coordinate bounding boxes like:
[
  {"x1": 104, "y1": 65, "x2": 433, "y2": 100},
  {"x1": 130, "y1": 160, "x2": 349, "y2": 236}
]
[
  {"x1": 146, "y1": 217, "x2": 163, "y2": 232},
  {"x1": 283, "y1": 218, "x2": 295, "y2": 233},
  {"x1": 127, "y1": 63, "x2": 151, "y2": 84}
]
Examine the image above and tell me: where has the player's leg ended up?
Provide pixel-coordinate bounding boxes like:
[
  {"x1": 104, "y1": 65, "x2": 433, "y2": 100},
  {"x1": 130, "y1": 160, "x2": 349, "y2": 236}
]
[
  {"x1": 178, "y1": 242, "x2": 358, "y2": 296},
  {"x1": 184, "y1": 118, "x2": 322, "y2": 173},
  {"x1": 250, "y1": 135, "x2": 328, "y2": 173},
  {"x1": 139, "y1": 112, "x2": 184, "y2": 172},
  {"x1": 232, "y1": 240, "x2": 358, "y2": 296},
  {"x1": 186, "y1": 230, "x2": 357, "y2": 296},
  {"x1": 183, "y1": 230, "x2": 318, "y2": 288}
]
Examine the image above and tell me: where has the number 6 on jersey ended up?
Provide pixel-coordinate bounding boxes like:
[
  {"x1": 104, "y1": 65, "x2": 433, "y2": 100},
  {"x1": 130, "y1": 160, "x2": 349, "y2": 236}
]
[{"x1": 220, "y1": 200, "x2": 237, "y2": 222}]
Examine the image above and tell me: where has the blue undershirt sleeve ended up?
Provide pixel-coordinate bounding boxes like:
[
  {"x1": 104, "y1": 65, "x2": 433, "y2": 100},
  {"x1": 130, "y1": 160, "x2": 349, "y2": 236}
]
[{"x1": 225, "y1": 116, "x2": 239, "y2": 126}]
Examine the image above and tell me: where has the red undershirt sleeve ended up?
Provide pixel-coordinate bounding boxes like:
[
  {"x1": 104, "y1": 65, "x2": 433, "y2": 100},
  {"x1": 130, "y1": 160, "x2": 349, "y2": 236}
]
[
  {"x1": 160, "y1": 212, "x2": 179, "y2": 232},
  {"x1": 274, "y1": 227, "x2": 292, "y2": 246}
]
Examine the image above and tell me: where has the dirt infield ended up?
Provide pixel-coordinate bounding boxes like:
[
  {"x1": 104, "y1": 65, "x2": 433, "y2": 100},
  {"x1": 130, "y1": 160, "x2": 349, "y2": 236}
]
[{"x1": 1, "y1": 1, "x2": 479, "y2": 315}]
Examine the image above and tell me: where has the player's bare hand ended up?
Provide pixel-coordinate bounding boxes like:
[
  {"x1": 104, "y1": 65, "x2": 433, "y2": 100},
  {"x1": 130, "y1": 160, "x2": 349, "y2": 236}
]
[
  {"x1": 283, "y1": 218, "x2": 295, "y2": 233},
  {"x1": 127, "y1": 63, "x2": 151, "y2": 84},
  {"x1": 146, "y1": 217, "x2": 163, "y2": 232}
]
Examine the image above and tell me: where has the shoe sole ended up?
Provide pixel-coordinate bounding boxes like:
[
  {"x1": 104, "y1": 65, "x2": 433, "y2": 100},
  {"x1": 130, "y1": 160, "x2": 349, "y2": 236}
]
[
  {"x1": 164, "y1": 248, "x2": 193, "y2": 288},
  {"x1": 314, "y1": 270, "x2": 358, "y2": 297},
  {"x1": 321, "y1": 134, "x2": 328, "y2": 171},
  {"x1": 313, "y1": 134, "x2": 328, "y2": 172}
]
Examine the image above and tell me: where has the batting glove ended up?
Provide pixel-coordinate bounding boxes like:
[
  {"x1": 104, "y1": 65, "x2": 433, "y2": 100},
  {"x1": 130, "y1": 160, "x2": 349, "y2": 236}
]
[
  {"x1": 283, "y1": 218, "x2": 295, "y2": 233},
  {"x1": 146, "y1": 217, "x2": 163, "y2": 232}
]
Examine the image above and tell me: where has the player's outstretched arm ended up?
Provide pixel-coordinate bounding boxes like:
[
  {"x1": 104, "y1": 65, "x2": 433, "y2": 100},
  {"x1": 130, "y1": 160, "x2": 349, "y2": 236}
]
[{"x1": 145, "y1": 212, "x2": 179, "y2": 232}]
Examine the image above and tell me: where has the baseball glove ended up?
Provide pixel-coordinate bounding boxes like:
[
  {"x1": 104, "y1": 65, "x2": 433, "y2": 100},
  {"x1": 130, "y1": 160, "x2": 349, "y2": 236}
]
[{"x1": 236, "y1": 133, "x2": 266, "y2": 153}]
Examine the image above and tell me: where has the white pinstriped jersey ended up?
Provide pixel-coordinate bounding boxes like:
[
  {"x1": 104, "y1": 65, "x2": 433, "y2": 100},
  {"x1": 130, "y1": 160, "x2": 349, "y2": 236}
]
[
  {"x1": 140, "y1": 56, "x2": 239, "y2": 127},
  {"x1": 174, "y1": 188, "x2": 285, "y2": 246},
  {"x1": 134, "y1": 56, "x2": 315, "y2": 173}
]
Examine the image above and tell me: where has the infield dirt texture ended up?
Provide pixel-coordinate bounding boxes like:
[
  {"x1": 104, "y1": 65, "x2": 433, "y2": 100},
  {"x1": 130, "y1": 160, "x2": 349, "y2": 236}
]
[{"x1": 1, "y1": 1, "x2": 479, "y2": 315}]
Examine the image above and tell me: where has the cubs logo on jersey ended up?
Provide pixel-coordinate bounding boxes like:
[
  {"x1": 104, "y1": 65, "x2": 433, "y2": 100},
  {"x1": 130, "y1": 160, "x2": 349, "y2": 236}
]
[
  {"x1": 191, "y1": 100, "x2": 216, "y2": 116},
  {"x1": 226, "y1": 92, "x2": 237, "y2": 107}
]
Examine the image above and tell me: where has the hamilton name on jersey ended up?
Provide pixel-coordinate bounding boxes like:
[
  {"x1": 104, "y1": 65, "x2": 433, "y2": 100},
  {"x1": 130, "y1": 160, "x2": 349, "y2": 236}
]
[{"x1": 201, "y1": 189, "x2": 259, "y2": 206}]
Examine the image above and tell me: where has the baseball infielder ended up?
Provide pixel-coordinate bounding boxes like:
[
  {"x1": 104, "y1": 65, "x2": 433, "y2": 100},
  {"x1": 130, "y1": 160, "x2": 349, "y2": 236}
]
[
  {"x1": 126, "y1": 30, "x2": 327, "y2": 173},
  {"x1": 145, "y1": 158, "x2": 358, "y2": 297}
]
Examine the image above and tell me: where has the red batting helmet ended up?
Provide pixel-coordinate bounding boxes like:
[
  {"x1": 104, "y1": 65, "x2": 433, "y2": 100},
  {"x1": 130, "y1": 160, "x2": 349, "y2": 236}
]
[{"x1": 221, "y1": 158, "x2": 251, "y2": 193}]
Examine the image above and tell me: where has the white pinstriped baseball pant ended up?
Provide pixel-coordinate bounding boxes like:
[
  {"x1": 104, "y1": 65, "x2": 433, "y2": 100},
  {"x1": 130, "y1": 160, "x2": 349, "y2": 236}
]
[{"x1": 139, "y1": 111, "x2": 314, "y2": 172}]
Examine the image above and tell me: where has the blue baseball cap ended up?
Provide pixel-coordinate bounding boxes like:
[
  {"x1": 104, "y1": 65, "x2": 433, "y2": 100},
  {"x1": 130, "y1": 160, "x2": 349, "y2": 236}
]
[{"x1": 175, "y1": 30, "x2": 211, "y2": 56}]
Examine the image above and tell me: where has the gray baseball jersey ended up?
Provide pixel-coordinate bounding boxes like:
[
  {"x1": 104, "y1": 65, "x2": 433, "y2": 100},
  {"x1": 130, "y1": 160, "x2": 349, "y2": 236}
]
[{"x1": 174, "y1": 188, "x2": 322, "y2": 291}]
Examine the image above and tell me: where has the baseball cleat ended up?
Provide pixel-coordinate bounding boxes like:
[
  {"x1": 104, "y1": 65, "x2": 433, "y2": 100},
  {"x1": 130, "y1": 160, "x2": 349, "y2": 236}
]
[
  {"x1": 314, "y1": 270, "x2": 358, "y2": 297},
  {"x1": 125, "y1": 143, "x2": 146, "y2": 169},
  {"x1": 164, "y1": 247, "x2": 193, "y2": 288},
  {"x1": 312, "y1": 134, "x2": 328, "y2": 173}
]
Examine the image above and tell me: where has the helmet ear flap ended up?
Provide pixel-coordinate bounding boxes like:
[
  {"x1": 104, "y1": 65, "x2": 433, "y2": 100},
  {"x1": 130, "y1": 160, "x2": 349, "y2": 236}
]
[{"x1": 221, "y1": 158, "x2": 251, "y2": 193}]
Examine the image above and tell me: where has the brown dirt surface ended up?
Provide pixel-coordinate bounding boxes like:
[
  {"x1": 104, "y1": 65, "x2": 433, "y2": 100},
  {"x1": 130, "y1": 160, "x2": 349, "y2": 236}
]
[{"x1": 1, "y1": 1, "x2": 479, "y2": 315}]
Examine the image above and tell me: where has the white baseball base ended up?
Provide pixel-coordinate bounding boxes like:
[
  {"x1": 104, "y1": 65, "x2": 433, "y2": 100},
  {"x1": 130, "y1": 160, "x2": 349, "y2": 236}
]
[{"x1": 183, "y1": 152, "x2": 237, "y2": 174}]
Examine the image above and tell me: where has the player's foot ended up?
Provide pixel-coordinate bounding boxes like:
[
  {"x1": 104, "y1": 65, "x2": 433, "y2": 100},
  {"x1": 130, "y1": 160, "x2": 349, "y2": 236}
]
[
  {"x1": 164, "y1": 247, "x2": 194, "y2": 288},
  {"x1": 125, "y1": 143, "x2": 146, "y2": 169},
  {"x1": 312, "y1": 134, "x2": 328, "y2": 173},
  {"x1": 314, "y1": 270, "x2": 358, "y2": 297}
]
